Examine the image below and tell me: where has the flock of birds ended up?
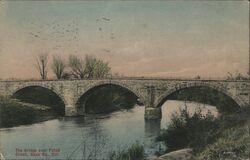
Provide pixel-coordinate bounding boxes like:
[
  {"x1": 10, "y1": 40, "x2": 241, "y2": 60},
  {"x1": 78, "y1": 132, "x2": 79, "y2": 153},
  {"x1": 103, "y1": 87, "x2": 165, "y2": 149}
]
[{"x1": 28, "y1": 17, "x2": 115, "y2": 54}]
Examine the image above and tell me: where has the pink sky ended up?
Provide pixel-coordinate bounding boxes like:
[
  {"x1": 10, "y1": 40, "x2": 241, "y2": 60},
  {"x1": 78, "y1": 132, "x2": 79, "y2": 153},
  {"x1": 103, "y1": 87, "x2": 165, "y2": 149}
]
[{"x1": 0, "y1": 1, "x2": 249, "y2": 79}]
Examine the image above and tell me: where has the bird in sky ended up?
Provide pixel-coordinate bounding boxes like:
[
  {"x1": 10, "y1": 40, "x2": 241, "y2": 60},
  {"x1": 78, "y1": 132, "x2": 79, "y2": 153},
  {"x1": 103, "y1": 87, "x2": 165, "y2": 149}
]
[{"x1": 102, "y1": 17, "x2": 110, "y2": 21}]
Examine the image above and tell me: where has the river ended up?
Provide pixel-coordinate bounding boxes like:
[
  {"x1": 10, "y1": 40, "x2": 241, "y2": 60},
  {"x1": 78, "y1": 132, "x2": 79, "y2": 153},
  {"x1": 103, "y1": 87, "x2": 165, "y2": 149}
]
[{"x1": 0, "y1": 100, "x2": 217, "y2": 159}]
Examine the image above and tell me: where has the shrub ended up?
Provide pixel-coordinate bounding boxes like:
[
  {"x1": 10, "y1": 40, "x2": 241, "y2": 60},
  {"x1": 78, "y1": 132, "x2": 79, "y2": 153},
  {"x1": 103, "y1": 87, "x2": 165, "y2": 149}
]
[
  {"x1": 108, "y1": 142, "x2": 145, "y2": 160},
  {"x1": 157, "y1": 106, "x2": 218, "y2": 152}
]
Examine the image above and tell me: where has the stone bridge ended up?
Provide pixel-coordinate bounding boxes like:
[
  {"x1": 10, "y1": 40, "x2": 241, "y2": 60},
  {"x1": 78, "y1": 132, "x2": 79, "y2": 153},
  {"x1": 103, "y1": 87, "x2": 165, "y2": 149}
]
[{"x1": 0, "y1": 78, "x2": 249, "y2": 119}]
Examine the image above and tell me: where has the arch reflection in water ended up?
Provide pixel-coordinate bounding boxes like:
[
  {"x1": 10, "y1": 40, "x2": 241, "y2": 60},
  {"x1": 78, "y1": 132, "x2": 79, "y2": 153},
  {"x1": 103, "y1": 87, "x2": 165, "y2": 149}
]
[{"x1": 0, "y1": 101, "x2": 218, "y2": 159}]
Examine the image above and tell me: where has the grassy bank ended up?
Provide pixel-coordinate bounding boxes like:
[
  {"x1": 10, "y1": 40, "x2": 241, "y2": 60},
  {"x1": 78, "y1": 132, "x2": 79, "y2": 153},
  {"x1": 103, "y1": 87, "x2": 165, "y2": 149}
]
[
  {"x1": 194, "y1": 121, "x2": 250, "y2": 159},
  {"x1": 193, "y1": 109, "x2": 250, "y2": 159},
  {"x1": 0, "y1": 96, "x2": 59, "y2": 128},
  {"x1": 156, "y1": 104, "x2": 250, "y2": 159}
]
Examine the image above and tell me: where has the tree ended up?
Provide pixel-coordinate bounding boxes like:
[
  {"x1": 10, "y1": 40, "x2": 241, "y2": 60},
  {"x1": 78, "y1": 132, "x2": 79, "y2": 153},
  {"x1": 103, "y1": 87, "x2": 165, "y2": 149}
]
[
  {"x1": 67, "y1": 54, "x2": 111, "y2": 79},
  {"x1": 85, "y1": 55, "x2": 97, "y2": 78},
  {"x1": 51, "y1": 55, "x2": 66, "y2": 79},
  {"x1": 93, "y1": 60, "x2": 110, "y2": 78},
  {"x1": 227, "y1": 71, "x2": 248, "y2": 80},
  {"x1": 36, "y1": 53, "x2": 48, "y2": 80},
  {"x1": 85, "y1": 55, "x2": 110, "y2": 78},
  {"x1": 227, "y1": 72, "x2": 233, "y2": 80},
  {"x1": 68, "y1": 55, "x2": 85, "y2": 79}
]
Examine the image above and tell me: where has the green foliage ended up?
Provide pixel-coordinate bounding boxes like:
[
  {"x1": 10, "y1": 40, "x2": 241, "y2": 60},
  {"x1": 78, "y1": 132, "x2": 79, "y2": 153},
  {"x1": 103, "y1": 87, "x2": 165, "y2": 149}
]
[
  {"x1": 195, "y1": 122, "x2": 250, "y2": 160},
  {"x1": 157, "y1": 106, "x2": 218, "y2": 152},
  {"x1": 193, "y1": 108, "x2": 250, "y2": 159},
  {"x1": 168, "y1": 86, "x2": 240, "y2": 114},
  {"x1": 108, "y1": 142, "x2": 145, "y2": 160},
  {"x1": 157, "y1": 103, "x2": 250, "y2": 159}
]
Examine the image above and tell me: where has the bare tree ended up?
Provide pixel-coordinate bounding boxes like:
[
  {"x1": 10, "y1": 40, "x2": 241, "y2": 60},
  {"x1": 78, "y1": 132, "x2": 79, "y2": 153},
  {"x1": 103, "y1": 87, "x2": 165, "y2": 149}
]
[
  {"x1": 36, "y1": 53, "x2": 48, "y2": 80},
  {"x1": 227, "y1": 71, "x2": 248, "y2": 80},
  {"x1": 67, "y1": 54, "x2": 111, "y2": 79},
  {"x1": 68, "y1": 55, "x2": 85, "y2": 79},
  {"x1": 52, "y1": 55, "x2": 66, "y2": 79},
  {"x1": 85, "y1": 55, "x2": 111, "y2": 78},
  {"x1": 85, "y1": 55, "x2": 97, "y2": 78},
  {"x1": 93, "y1": 60, "x2": 110, "y2": 78},
  {"x1": 227, "y1": 72, "x2": 233, "y2": 80}
]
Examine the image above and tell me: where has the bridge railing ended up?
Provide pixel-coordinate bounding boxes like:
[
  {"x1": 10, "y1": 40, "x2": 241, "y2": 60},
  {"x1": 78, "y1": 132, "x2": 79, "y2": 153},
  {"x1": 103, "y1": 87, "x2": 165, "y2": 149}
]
[{"x1": 0, "y1": 76, "x2": 249, "y2": 82}]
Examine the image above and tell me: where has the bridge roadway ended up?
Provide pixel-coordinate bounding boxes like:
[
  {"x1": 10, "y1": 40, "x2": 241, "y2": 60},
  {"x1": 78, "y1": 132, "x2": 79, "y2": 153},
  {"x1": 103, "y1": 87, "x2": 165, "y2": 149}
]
[{"x1": 0, "y1": 78, "x2": 249, "y2": 119}]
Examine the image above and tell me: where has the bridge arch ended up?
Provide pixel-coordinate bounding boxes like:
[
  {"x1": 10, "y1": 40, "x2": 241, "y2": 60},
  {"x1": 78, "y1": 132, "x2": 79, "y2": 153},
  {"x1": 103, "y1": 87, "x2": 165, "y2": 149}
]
[
  {"x1": 11, "y1": 84, "x2": 66, "y2": 109},
  {"x1": 75, "y1": 81, "x2": 143, "y2": 115},
  {"x1": 156, "y1": 82, "x2": 244, "y2": 109},
  {"x1": 75, "y1": 80, "x2": 145, "y2": 105}
]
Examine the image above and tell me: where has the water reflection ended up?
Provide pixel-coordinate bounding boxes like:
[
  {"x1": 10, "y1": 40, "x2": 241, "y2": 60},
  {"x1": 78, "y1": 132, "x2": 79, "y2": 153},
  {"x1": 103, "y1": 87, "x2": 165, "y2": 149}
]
[
  {"x1": 144, "y1": 119, "x2": 161, "y2": 155},
  {"x1": 0, "y1": 100, "x2": 218, "y2": 159}
]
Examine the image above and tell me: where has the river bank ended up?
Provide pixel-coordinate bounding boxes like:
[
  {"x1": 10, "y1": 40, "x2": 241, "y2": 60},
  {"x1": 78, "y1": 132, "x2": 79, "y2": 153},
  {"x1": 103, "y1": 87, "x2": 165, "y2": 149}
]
[
  {"x1": 1, "y1": 95, "x2": 248, "y2": 159},
  {"x1": 153, "y1": 120, "x2": 250, "y2": 160},
  {"x1": 194, "y1": 119, "x2": 250, "y2": 159},
  {"x1": 0, "y1": 96, "x2": 59, "y2": 128},
  {"x1": 154, "y1": 106, "x2": 250, "y2": 160}
]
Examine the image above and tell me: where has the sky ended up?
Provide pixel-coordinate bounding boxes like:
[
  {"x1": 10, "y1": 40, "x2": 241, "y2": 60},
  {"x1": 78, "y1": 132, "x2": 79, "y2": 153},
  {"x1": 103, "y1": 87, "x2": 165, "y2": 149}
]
[{"x1": 0, "y1": 0, "x2": 249, "y2": 79}]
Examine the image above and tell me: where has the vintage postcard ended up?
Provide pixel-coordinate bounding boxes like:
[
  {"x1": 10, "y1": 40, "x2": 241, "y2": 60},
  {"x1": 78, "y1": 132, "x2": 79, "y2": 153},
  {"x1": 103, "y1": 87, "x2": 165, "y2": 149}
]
[{"x1": 0, "y1": 0, "x2": 249, "y2": 160}]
